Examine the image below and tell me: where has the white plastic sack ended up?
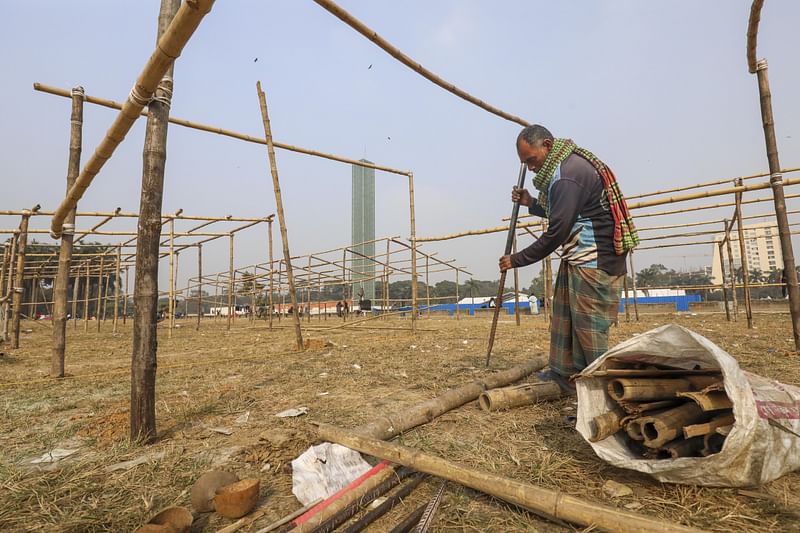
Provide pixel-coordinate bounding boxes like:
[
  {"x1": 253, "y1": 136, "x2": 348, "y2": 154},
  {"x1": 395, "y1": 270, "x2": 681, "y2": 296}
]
[
  {"x1": 291, "y1": 442, "x2": 372, "y2": 505},
  {"x1": 576, "y1": 324, "x2": 800, "y2": 487}
]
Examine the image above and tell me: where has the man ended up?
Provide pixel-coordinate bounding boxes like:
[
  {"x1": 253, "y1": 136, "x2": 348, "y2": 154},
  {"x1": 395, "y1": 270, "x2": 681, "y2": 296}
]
[{"x1": 499, "y1": 125, "x2": 638, "y2": 394}]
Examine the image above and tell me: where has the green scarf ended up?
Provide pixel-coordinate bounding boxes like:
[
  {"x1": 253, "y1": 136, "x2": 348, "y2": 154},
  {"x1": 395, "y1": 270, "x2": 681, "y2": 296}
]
[{"x1": 532, "y1": 138, "x2": 639, "y2": 255}]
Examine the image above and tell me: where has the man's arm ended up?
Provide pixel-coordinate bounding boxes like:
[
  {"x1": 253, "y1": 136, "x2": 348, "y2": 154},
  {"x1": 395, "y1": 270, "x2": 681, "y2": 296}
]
[
  {"x1": 510, "y1": 179, "x2": 589, "y2": 268},
  {"x1": 529, "y1": 200, "x2": 547, "y2": 218}
]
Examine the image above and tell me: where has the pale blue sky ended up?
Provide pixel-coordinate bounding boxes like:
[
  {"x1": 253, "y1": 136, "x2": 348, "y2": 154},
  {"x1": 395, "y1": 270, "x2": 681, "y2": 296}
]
[{"x1": 1, "y1": 1, "x2": 798, "y2": 288}]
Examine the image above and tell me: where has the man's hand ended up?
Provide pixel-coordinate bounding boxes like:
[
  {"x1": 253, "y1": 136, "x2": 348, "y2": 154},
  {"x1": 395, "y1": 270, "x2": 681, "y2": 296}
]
[
  {"x1": 511, "y1": 186, "x2": 534, "y2": 207},
  {"x1": 499, "y1": 255, "x2": 513, "y2": 272}
]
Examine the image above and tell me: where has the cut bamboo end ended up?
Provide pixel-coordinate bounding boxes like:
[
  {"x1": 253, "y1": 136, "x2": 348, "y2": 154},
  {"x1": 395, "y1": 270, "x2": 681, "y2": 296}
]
[
  {"x1": 676, "y1": 389, "x2": 733, "y2": 412},
  {"x1": 589, "y1": 410, "x2": 623, "y2": 442},
  {"x1": 478, "y1": 381, "x2": 561, "y2": 412},
  {"x1": 214, "y1": 478, "x2": 260, "y2": 519},
  {"x1": 640, "y1": 403, "x2": 706, "y2": 449}
]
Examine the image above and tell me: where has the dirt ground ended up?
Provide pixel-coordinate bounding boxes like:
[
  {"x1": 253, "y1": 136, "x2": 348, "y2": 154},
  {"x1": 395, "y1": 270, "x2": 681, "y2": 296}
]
[{"x1": 1, "y1": 311, "x2": 799, "y2": 532}]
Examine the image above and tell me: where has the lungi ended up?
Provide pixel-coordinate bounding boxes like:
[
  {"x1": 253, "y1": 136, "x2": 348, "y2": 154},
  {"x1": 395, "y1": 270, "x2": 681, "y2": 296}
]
[{"x1": 549, "y1": 262, "x2": 623, "y2": 378}]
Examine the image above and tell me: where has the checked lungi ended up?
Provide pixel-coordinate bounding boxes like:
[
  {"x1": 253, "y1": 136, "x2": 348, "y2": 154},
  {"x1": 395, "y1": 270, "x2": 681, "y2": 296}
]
[{"x1": 549, "y1": 262, "x2": 623, "y2": 378}]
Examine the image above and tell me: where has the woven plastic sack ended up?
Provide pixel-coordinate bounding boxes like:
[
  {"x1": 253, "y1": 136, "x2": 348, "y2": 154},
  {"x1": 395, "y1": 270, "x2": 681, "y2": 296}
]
[{"x1": 576, "y1": 324, "x2": 800, "y2": 486}]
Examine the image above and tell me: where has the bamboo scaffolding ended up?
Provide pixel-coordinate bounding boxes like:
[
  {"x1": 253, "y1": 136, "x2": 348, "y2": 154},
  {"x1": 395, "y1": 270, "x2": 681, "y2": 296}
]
[
  {"x1": 312, "y1": 0, "x2": 528, "y2": 126},
  {"x1": 1, "y1": 235, "x2": 18, "y2": 341},
  {"x1": 257, "y1": 81, "x2": 303, "y2": 350},
  {"x1": 735, "y1": 182, "x2": 754, "y2": 328},
  {"x1": 11, "y1": 206, "x2": 39, "y2": 348},
  {"x1": 48, "y1": 0, "x2": 214, "y2": 239}
]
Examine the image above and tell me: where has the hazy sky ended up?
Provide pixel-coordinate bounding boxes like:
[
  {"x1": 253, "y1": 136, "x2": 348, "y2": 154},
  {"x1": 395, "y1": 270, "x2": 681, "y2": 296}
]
[{"x1": 1, "y1": 1, "x2": 799, "y2": 291}]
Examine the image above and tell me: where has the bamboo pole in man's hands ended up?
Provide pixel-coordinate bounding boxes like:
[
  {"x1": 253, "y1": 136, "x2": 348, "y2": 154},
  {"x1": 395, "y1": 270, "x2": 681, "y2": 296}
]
[{"x1": 486, "y1": 163, "x2": 527, "y2": 367}]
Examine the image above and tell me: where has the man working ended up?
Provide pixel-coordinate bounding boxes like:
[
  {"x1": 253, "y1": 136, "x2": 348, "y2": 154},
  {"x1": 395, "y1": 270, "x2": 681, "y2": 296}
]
[{"x1": 499, "y1": 125, "x2": 638, "y2": 394}]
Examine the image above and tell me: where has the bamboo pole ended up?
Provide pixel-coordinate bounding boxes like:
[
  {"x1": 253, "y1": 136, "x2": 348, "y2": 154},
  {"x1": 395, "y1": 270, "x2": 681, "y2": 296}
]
[
  {"x1": 96, "y1": 255, "x2": 105, "y2": 332},
  {"x1": 425, "y1": 255, "x2": 430, "y2": 317},
  {"x1": 408, "y1": 173, "x2": 418, "y2": 335},
  {"x1": 123, "y1": 266, "x2": 129, "y2": 325},
  {"x1": 168, "y1": 218, "x2": 175, "y2": 337},
  {"x1": 102, "y1": 264, "x2": 111, "y2": 325},
  {"x1": 11, "y1": 207, "x2": 37, "y2": 349},
  {"x1": 354, "y1": 358, "x2": 545, "y2": 440},
  {"x1": 268, "y1": 220, "x2": 273, "y2": 331},
  {"x1": 48, "y1": 0, "x2": 215, "y2": 239},
  {"x1": 312, "y1": 0, "x2": 528, "y2": 126},
  {"x1": 71, "y1": 266, "x2": 80, "y2": 329},
  {"x1": 228, "y1": 234, "x2": 234, "y2": 331},
  {"x1": 513, "y1": 235, "x2": 520, "y2": 326},
  {"x1": 113, "y1": 246, "x2": 121, "y2": 332},
  {"x1": 29, "y1": 274, "x2": 39, "y2": 321},
  {"x1": 2, "y1": 235, "x2": 17, "y2": 342},
  {"x1": 316, "y1": 424, "x2": 701, "y2": 533},
  {"x1": 747, "y1": 0, "x2": 765, "y2": 74},
  {"x1": 196, "y1": 244, "x2": 202, "y2": 330},
  {"x1": 752, "y1": 53, "x2": 800, "y2": 349},
  {"x1": 383, "y1": 239, "x2": 389, "y2": 319},
  {"x1": 455, "y1": 269, "x2": 460, "y2": 321},
  {"x1": 256, "y1": 81, "x2": 303, "y2": 350},
  {"x1": 735, "y1": 183, "x2": 754, "y2": 329},
  {"x1": 131, "y1": 0, "x2": 181, "y2": 444},
  {"x1": 51, "y1": 86, "x2": 84, "y2": 376},
  {"x1": 629, "y1": 252, "x2": 639, "y2": 322},
  {"x1": 718, "y1": 241, "x2": 731, "y2": 322},
  {"x1": 623, "y1": 274, "x2": 631, "y2": 322},
  {"x1": 83, "y1": 262, "x2": 90, "y2": 331}
]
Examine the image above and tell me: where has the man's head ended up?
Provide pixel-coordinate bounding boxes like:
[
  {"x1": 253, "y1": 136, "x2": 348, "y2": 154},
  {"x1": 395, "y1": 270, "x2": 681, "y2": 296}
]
[{"x1": 516, "y1": 124, "x2": 554, "y2": 172}]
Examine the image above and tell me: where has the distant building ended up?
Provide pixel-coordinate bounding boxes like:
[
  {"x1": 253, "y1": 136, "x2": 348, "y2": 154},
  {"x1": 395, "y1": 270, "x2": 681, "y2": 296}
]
[
  {"x1": 710, "y1": 222, "x2": 783, "y2": 284},
  {"x1": 352, "y1": 159, "x2": 376, "y2": 300}
]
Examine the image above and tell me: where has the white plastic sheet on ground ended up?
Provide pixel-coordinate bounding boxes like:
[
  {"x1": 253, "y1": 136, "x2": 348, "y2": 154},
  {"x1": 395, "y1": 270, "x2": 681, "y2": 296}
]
[
  {"x1": 576, "y1": 324, "x2": 800, "y2": 487},
  {"x1": 291, "y1": 442, "x2": 372, "y2": 505}
]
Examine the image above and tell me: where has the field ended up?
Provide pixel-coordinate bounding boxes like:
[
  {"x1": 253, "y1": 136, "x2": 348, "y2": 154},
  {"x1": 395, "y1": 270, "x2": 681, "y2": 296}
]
[{"x1": 1, "y1": 312, "x2": 799, "y2": 532}]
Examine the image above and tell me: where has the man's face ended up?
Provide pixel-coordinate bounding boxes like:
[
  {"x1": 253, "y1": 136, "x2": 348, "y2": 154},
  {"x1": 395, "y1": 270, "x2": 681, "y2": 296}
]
[{"x1": 517, "y1": 137, "x2": 552, "y2": 172}]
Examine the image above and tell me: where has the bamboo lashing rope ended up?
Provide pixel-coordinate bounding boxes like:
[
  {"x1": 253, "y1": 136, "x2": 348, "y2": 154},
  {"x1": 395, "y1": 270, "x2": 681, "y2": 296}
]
[
  {"x1": 48, "y1": 0, "x2": 214, "y2": 239},
  {"x1": 312, "y1": 0, "x2": 529, "y2": 127}
]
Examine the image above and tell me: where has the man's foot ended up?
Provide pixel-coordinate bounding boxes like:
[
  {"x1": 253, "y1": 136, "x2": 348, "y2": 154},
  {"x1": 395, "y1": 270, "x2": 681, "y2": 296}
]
[{"x1": 536, "y1": 369, "x2": 577, "y2": 397}]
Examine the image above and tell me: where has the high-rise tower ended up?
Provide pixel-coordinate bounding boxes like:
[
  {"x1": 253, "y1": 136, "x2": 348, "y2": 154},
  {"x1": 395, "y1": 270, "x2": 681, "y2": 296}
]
[{"x1": 352, "y1": 160, "x2": 375, "y2": 301}]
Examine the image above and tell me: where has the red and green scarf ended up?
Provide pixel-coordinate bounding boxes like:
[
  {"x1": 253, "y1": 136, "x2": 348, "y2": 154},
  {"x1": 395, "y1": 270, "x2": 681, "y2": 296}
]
[{"x1": 533, "y1": 138, "x2": 638, "y2": 255}]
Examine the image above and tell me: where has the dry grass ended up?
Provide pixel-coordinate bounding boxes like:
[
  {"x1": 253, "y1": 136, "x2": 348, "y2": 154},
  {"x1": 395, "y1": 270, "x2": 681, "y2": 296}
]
[{"x1": 0, "y1": 312, "x2": 799, "y2": 532}]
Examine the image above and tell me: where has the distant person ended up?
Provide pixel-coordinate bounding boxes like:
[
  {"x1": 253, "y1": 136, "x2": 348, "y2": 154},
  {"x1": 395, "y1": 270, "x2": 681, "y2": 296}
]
[
  {"x1": 336, "y1": 301, "x2": 343, "y2": 317},
  {"x1": 343, "y1": 300, "x2": 350, "y2": 316},
  {"x1": 499, "y1": 125, "x2": 638, "y2": 394}
]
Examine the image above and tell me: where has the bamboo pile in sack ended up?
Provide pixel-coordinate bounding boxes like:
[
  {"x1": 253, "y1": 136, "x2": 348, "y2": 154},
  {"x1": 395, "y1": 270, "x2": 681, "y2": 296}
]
[{"x1": 586, "y1": 359, "x2": 734, "y2": 458}]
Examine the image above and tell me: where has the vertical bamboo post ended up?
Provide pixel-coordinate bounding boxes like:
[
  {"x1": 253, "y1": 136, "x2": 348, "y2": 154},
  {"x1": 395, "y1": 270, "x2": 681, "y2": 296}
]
[
  {"x1": 130, "y1": 0, "x2": 180, "y2": 444},
  {"x1": 425, "y1": 255, "x2": 430, "y2": 317},
  {"x1": 407, "y1": 172, "x2": 418, "y2": 335},
  {"x1": 0, "y1": 242, "x2": 8, "y2": 341},
  {"x1": 513, "y1": 235, "x2": 521, "y2": 326},
  {"x1": 174, "y1": 251, "x2": 180, "y2": 326},
  {"x1": 83, "y1": 262, "x2": 90, "y2": 332},
  {"x1": 342, "y1": 249, "x2": 347, "y2": 322},
  {"x1": 718, "y1": 241, "x2": 731, "y2": 322},
  {"x1": 307, "y1": 256, "x2": 312, "y2": 323},
  {"x1": 71, "y1": 268, "x2": 80, "y2": 330},
  {"x1": 228, "y1": 234, "x2": 234, "y2": 331},
  {"x1": 123, "y1": 266, "x2": 129, "y2": 325},
  {"x1": 51, "y1": 85, "x2": 84, "y2": 376},
  {"x1": 11, "y1": 209, "x2": 35, "y2": 349},
  {"x1": 30, "y1": 273, "x2": 39, "y2": 321},
  {"x1": 2, "y1": 235, "x2": 17, "y2": 342},
  {"x1": 735, "y1": 181, "x2": 754, "y2": 329},
  {"x1": 196, "y1": 244, "x2": 202, "y2": 330},
  {"x1": 724, "y1": 219, "x2": 739, "y2": 319},
  {"x1": 113, "y1": 245, "x2": 121, "y2": 333},
  {"x1": 623, "y1": 272, "x2": 631, "y2": 322},
  {"x1": 102, "y1": 264, "x2": 111, "y2": 325},
  {"x1": 383, "y1": 238, "x2": 390, "y2": 319},
  {"x1": 168, "y1": 218, "x2": 175, "y2": 337},
  {"x1": 754, "y1": 59, "x2": 800, "y2": 349},
  {"x1": 268, "y1": 219, "x2": 274, "y2": 330},
  {"x1": 277, "y1": 262, "x2": 282, "y2": 323},
  {"x1": 256, "y1": 82, "x2": 303, "y2": 350},
  {"x1": 317, "y1": 272, "x2": 322, "y2": 322},
  {"x1": 96, "y1": 255, "x2": 105, "y2": 332},
  {"x1": 629, "y1": 252, "x2": 640, "y2": 321},
  {"x1": 455, "y1": 268, "x2": 460, "y2": 321}
]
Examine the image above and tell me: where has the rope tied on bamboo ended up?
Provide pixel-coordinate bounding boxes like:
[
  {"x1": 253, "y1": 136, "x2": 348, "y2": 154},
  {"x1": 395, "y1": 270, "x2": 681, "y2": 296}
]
[
  {"x1": 61, "y1": 223, "x2": 75, "y2": 236},
  {"x1": 70, "y1": 86, "x2": 85, "y2": 99},
  {"x1": 152, "y1": 76, "x2": 174, "y2": 107},
  {"x1": 756, "y1": 58, "x2": 768, "y2": 71}
]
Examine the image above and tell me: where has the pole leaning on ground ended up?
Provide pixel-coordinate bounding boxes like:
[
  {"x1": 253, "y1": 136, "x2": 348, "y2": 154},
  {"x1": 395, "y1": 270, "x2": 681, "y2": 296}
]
[{"x1": 486, "y1": 163, "x2": 527, "y2": 367}]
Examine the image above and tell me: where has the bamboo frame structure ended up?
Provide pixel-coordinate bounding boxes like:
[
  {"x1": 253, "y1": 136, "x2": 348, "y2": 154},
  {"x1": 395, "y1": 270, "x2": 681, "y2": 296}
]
[
  {"x1": 734, "y1": 181, "x2": 754, "y2": 328},
  {"x1": 48, "y1": 0, "x2": 215, "y2": 239},
  {"x1": 11, "y1": 206, "x2": 39, "y2": 348}
]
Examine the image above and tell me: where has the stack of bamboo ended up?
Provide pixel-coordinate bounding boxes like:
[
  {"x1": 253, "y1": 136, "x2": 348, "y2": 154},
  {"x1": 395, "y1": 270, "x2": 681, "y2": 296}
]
[{"x1": 587, "y1": 359, "x2": 734, "y2": 459}]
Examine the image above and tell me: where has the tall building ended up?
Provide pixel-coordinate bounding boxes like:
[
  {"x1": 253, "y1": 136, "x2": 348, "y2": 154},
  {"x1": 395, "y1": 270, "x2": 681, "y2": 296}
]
[
  {"x1": 710, "y1": 222, "x2": 784, "y2": 284},
  {"x1": 351, "y1": 160, "x2": 375, "y2": 300}
]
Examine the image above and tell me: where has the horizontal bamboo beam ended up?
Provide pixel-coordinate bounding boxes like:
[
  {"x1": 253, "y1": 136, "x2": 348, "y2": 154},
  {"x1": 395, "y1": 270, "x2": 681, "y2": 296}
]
[
  {"x1": 0, "y1": 209, "x2": 271, "y2": 223},
  {"x1": 626, "y1": 166, "x2": 799, "y2": 200},
  {"x1": 312, "y1": 0, "x2": 529, "y2": 127},
  {"x1": 34, "y1": 83, "x2": 409, "y2": 176},
  {"x1": 417, "y1": 220, "x2": 542, "y2": 243},
  {"x1": 47, "y1": 0, "x2": 215, "y2": 238}
]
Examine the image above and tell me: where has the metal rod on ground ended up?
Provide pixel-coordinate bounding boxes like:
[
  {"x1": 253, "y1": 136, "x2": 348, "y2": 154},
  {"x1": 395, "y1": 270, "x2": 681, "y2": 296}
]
[
  {"x1": 752, "y1": 54, "x2": 800, "y2": 349},
  {"x1": 718, "y1": 241, "x2": 731, "y2": 321},
  {"x1": 341, "y1": 474, "x2": 426, "y2": 533},
  {"x1": 316, "y1": 423, "x2": 703, "y2": 533},
  {"x1": 11, "y1": 207, "x2": 37, "y2": 348},
  {"x1": 130, "y1": 0, "x2": 181, "y2": 444},
  {"x1": 629, "y1": 252, "x2": 639, "y2": 322},
  {"x1": 51, "y1": 85, "x2": 84, "y2": 376},
  {"x1": 389, "y1": 504, "x2": 427, "y2": 533},
  {"x1": 486, "y1": 162, "x2": 527, "y2": 367},
  {"x1": 256, "y1": 81, "x2": 303, "y2": 350},
  {"x1": 735, "y1": 181, "x2": 754, "y2": 328}
]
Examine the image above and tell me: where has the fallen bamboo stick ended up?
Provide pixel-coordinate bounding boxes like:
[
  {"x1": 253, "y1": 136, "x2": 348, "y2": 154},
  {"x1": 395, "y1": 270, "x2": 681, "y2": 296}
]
[
  {"x1": 316, "y1": 423, "x2": 703, "y2": 533},
  {"x1": 478, "y1": 381, "x2": 561, "y2": 412},
  {"x1": 354, "y1": 358, "x2": 546, "y2": 440}
]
